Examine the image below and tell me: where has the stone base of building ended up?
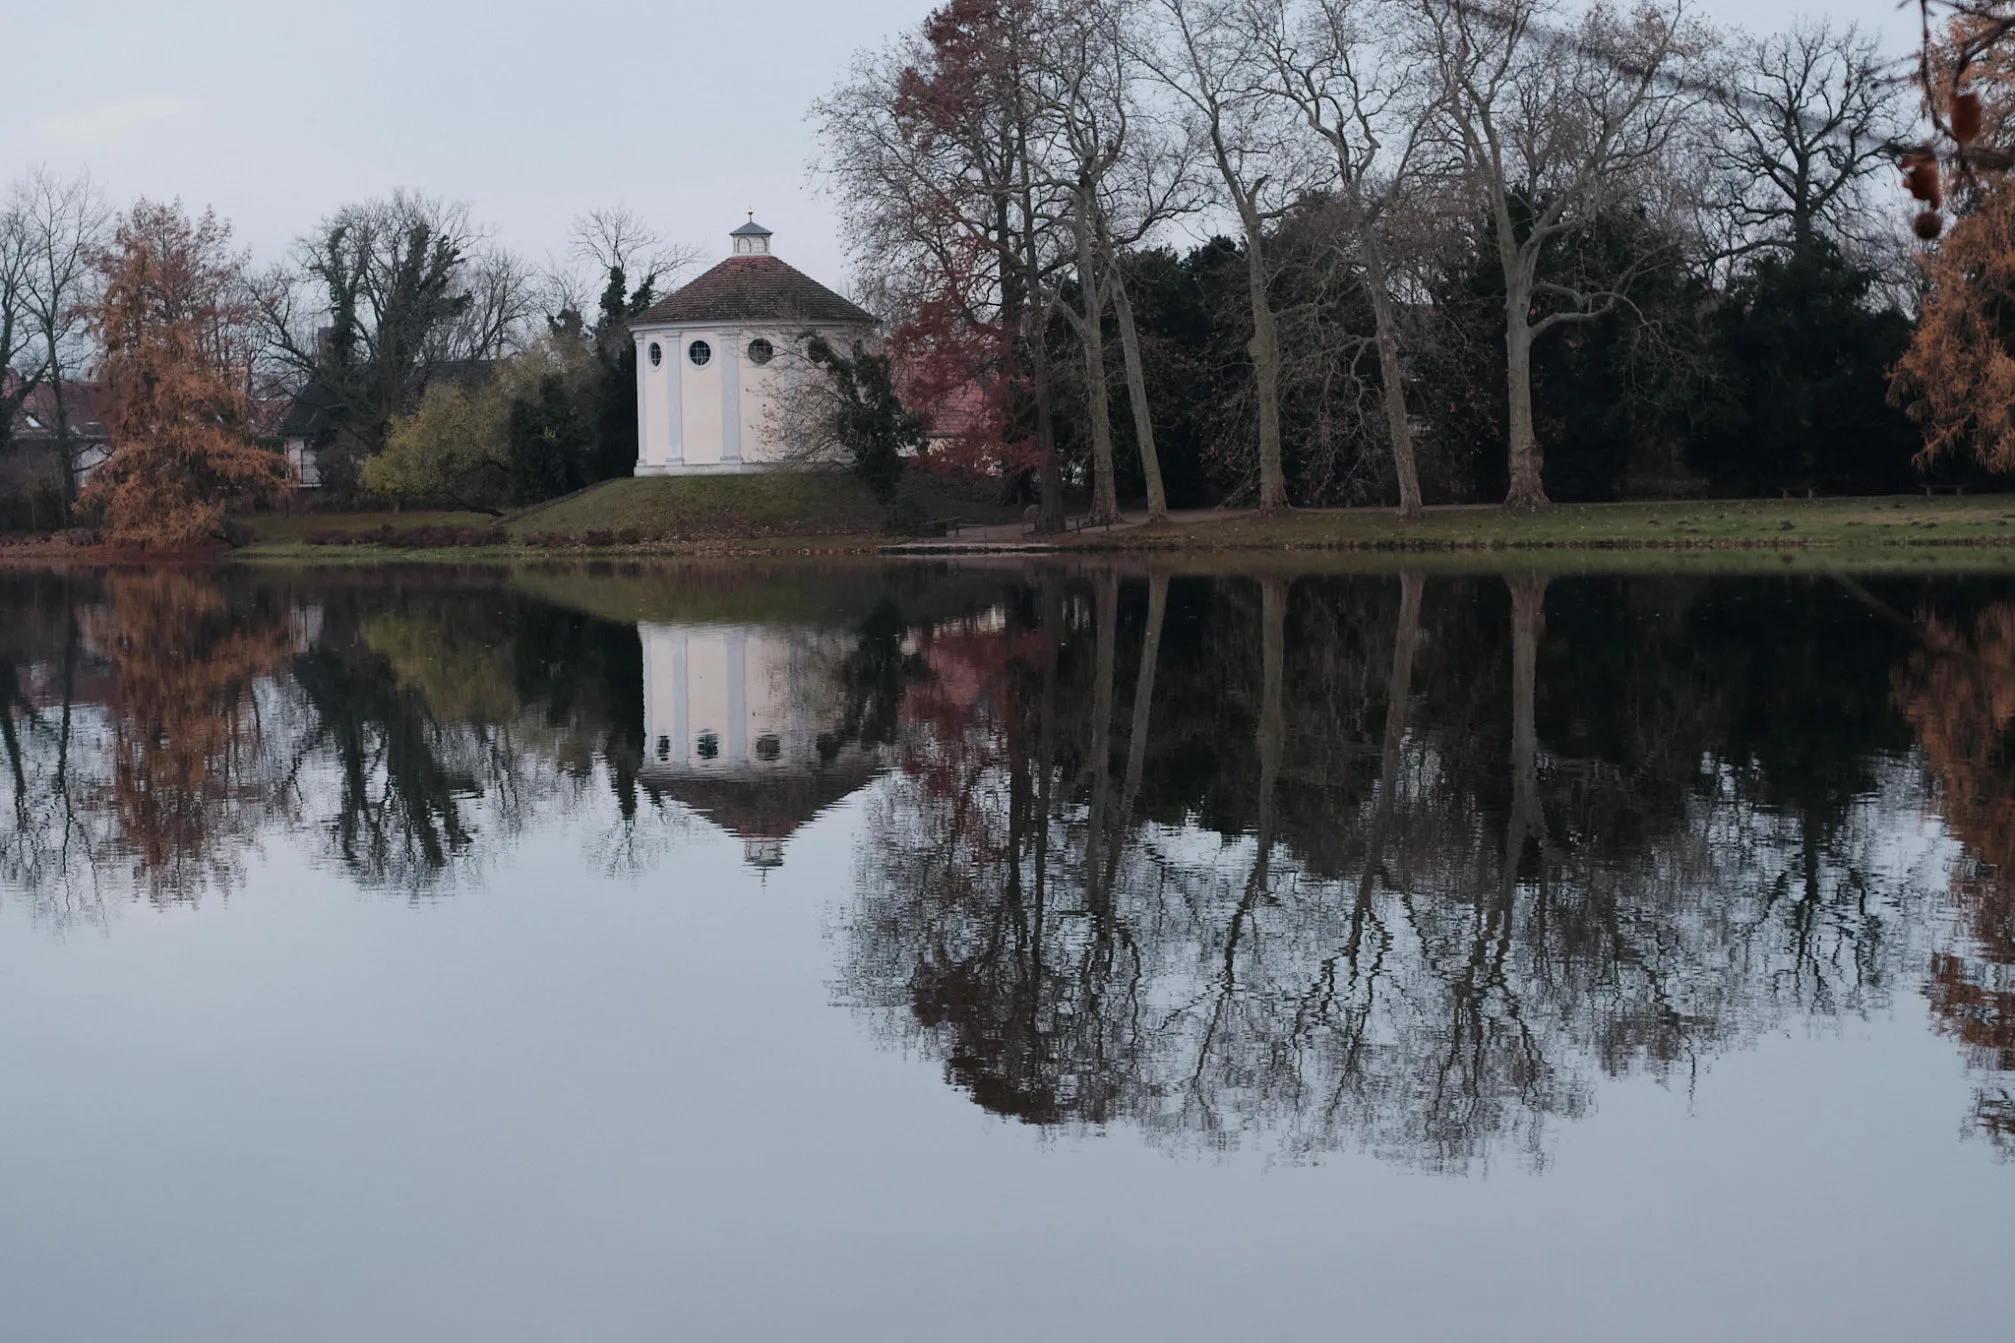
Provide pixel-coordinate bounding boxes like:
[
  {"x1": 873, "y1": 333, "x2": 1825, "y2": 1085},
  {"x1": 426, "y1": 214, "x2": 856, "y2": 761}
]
[{"x1": 633, "y1": 460, "x2": 793, "y2": 477}]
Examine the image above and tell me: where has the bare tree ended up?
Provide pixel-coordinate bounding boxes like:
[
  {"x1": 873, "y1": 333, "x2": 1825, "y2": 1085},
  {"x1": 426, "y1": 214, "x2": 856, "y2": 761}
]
[
  {"x1": 1252, "y1": 0, "x2": 1441, "y2": 515},
  {"x1": 258, "y1": 192, "x2": 541, "y2": 484},
  {"x1": 1044, "y1": 0, "x2": 1198, "y2": 524},
  {"x1": 814, "y1": 2, "x2": 1074, "y2": 530},
  {"x1": 568, "y1": 206, "x2": 698, "y2": 300},
  {"x1": 16, "y1": 170, "x2": 111, "y2": 508},
  {"x1": 1416, "y1": 0, "x2": 1705, "y2": 508},
  {"x1": 1141, "y1": 0, "x2": 1310, "y2": 513},
  {"x1": 0, "y1": 187, "x2": 42, "y2": 462},
  {"x1": 1711, "y1": 18, "x2": 1903, "y2": 259}
]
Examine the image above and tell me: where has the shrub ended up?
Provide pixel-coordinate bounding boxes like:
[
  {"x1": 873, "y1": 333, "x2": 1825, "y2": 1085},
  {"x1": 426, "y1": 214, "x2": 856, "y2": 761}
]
[{"x1": 882, "y1": 495, "x2": 941, "y2": 536}]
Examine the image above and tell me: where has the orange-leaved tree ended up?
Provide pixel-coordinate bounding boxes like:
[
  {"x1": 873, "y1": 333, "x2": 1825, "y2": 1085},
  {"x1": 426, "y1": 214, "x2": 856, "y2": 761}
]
[
  {"x1": 79, "y1": 200, "x2": 287, "y2": 546},
  {"x1": 1889, "y1": 14, "x2": 2015, "y2": 473},
  {"x1": 1889, "y1": 180, "x2": 2015, "y2": 473}
]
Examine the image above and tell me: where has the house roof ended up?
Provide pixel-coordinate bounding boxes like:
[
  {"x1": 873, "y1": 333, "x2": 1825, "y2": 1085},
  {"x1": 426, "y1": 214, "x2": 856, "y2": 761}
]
[
  {"x1": 730, "y1": 219, "x2": 774, "y2": 238},
  {"x1": 6, "y1": 379, "x2": 111, "y2": 444},
  {"x1": 633, "y1": 254, "x2": 876, "y2": 328},
  {"x1": 641, "y1": 753, "x2": 883, "y2": 845}
]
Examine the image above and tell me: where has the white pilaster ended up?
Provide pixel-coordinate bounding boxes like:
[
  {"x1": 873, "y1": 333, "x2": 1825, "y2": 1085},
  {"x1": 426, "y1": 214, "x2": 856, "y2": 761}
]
[
  {"x1": 633, "y1": 333, "x2": 652, "y2": 471},
  {"x1": 721, "y1": 328, "x2": 742, "y2": 464},
  {"x1": 664, "y1": 329, "x2": 684, "y2": 464}
]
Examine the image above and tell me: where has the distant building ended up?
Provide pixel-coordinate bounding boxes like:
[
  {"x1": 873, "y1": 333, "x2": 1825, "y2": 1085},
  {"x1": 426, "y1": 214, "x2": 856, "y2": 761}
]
[
  {"x1": 637, "y1": 622, "x2": 881, "y2": 867},
  {"x1": 1, "y1": 378, "x2": 111, "y2": 527},
  {"x1": 5, "y1": 377, "x2": 111, "y2": 469},
  {"x1": 278, "y1": 382, "x2": 340, "y2": 488},
  {"x1": 629, "y1": 218, "x2": 877, "y2": 476}
]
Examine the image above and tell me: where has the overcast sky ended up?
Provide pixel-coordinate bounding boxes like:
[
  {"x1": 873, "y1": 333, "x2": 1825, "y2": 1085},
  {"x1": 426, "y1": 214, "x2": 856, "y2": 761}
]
[{"x1": 4, "y1": 0, "x2": 1920, "y2": 297}]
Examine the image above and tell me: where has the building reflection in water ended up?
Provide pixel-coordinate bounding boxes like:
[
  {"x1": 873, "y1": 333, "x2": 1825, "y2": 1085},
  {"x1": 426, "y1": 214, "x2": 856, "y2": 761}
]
[
  {"x1": 639, "y1": 622, "x2": 882, "y2": 869},
  {"x1": 4, "y1": 564, "x2": 2015, "y2": 1169}
]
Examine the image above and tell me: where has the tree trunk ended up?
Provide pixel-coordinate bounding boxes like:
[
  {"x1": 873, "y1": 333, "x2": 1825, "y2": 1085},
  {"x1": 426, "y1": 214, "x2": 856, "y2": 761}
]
[
  {"x1": 49, "y1": 375, "x2": 78, "y2": 519},
  {"x1": 1506, "y1": 571, "x2": 1548, "y2": 889},
  {"x1": 1031, "y1": 321, "x2": 1065, "y2": 533},
  {"x1": 1245, "y1": 231, "x2": 1288, "y2": 514},
  {"x1": 1253, "y1": 575, "x2": 1287, "y2": 880},
  {"x1": 1503, "y1": 295, "x2": 1548, "y2": 510},
  {"x1": 1076, "y1": 197, "x2": 1120, "y2": 527},
  {"x1": 1119, "y1": 570, "x2": 1166, "y2": 813},
  {"x1": 1350, "y1": 568, "x2": 1422, "y2": 953},
  {"x1": 1034, "y1": 569, "x2": 1062, "y2": 915},
  {"x1": 1362, "y1": 238, "x2": 1422, "y2": 518},
  {"x1": 1083, "y1": 570, "x2": 1119, "y2": 904},
  {"x1": 1110, "y1": 275, "x2": 1167, "y2": 524}
]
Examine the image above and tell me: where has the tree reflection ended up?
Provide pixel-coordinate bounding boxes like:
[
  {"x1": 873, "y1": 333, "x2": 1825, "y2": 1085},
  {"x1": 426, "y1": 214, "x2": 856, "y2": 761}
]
[
  {"x1": 85, "y1": 571, "x2": 298, "y2": 903},
  {"x1": 0, "y1": 573, "x2": 111, "y2": 923},
  {"x1": 843, "y1": 570, "x2": 1955, "y2": 1171},
  {"x1": 1894, "y1": 599, "x2": 2015, "y2": 1155},
  {"x1": 0, "y1": 561, "x2": 2009, "y2": 1165}
]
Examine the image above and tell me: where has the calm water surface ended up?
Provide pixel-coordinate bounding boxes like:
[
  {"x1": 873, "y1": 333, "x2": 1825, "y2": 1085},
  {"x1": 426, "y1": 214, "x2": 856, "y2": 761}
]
[{"x1": 0, "y1": 560, "x2": 2008, "y2": 1340}]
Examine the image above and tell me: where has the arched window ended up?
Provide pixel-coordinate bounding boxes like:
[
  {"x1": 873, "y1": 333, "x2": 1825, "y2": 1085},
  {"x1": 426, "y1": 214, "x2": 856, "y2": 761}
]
[
  {"x1": 647, "y1": 341, "x2": 662, "y2": 367},
  {"x1": 688, "y1": 339, "x2": 713, "y2": 367},
  {"x1": 696, "y1": 731, "x2": 720, "y2": 760},
  {"x1": 746, "y1": 337, "x2": 774, "y2": 366}
]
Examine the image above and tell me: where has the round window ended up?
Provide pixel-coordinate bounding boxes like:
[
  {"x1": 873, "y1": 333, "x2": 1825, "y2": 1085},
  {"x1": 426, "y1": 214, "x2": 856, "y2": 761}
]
[
  {"x1": 688, "y1": 339, "x2": 712, "y2": 367},
  {"x1": 647, "y1": 341, "x2": 662, "y2": 367},
  {"x1": 746, "y1": 337, "x2": 774, "y2": 366}
]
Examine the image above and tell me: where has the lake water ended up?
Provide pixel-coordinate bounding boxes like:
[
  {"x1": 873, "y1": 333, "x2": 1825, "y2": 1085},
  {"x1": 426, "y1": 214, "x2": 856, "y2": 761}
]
[{"x1": 0, "y1": 560, "x2": 2008, "y2": 1341}]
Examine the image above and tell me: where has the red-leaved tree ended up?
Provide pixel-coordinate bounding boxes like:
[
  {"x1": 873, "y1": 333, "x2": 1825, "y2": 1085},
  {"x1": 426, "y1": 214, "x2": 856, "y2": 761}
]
[{"x1": 80, "y1": 200, "x2": 287, "y2": 547}]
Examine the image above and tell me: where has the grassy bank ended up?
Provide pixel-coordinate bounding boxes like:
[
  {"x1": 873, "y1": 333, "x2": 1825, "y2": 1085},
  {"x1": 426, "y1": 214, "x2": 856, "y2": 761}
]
[
  {"x1": 236, "y1": 473, "x2": 1021, "y2": 559},
  {"x1": 1026, "y1": 494, "x2": 2015, "y2": 554},
  {"x1": 204, "y1": 485, "x2": 2015, "y2": 562}
]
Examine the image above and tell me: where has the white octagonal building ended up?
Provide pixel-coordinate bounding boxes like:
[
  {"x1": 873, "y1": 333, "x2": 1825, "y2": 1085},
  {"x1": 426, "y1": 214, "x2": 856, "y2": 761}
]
[{"x1": 630, "y1": 219, "x2": 877, "y2": 476}]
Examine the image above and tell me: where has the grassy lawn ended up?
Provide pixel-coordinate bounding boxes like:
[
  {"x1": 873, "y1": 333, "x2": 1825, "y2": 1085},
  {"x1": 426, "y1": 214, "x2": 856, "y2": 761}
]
[
  {"x1": 507, "y1": 471, "x2": 1023, "y2": 541},
  {"x1": 230, "y1": 488, "x2": 2015, "y2": 560},
  {"x1": 241, "y1": 509, "x2": 500, "y2": 546},
  {"x1": 236, "y1": 473, "x2": 1022, "y2": 558},
  {"x1": 1062, "y1": 495, "x2": 2015, "y2": 552},
  {"x1": 507, "y1": 474, "x2": 882, "y2": 541}
]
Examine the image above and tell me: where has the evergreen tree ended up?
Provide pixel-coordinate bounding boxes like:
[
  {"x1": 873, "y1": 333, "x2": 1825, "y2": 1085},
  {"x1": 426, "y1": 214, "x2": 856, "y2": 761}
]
[
  {"x1": 506, "y1": 374, "x2": 592, "y2": 505},
  {"x1": 804, "y1": 334, "x2": 925, "y2": 504},
  {"x1": 587, "y1": 264, "x2": 657, "y2": 482},
  {"x1": 1695, "y1": 240, "x2": 1918, "y2": 496}
]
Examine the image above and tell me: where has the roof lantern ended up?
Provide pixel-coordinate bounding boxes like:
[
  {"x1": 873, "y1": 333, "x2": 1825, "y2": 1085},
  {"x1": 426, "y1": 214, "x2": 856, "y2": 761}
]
[{"x1": 730, "y1": 213, "x2": 773, "y2": 256}]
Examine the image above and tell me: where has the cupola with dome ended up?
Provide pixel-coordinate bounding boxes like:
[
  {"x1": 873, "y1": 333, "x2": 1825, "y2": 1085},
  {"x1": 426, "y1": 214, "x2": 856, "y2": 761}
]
[{"x1": 629, "y1": 216, "x2": 876, "y2": 475}]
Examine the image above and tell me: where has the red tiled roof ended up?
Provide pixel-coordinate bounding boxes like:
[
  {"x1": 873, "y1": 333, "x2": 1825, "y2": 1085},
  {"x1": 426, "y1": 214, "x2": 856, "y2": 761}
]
[
  {"x1": 634, "y1": 255, "x2": 876, "y2": 328},
  {"x1": 6, "y1": 378, "x2": 111, "y2": 441}
]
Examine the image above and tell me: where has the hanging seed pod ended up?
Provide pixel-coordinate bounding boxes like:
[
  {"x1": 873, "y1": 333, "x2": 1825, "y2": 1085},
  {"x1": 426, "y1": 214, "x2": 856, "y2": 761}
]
[
  {"x1": 1904, "y1": 152, "x2": 1944, "y2": 208},
  {"x1": 1952, "y1": 91, "x2": 1983, "y2": 146},
  {"x1": 1915, "y1": 209, "x2": 1945, "y2": 240}
]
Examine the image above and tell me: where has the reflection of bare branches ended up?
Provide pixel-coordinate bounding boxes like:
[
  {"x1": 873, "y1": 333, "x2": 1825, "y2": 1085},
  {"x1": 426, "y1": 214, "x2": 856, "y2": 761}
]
[
  {"x1": 842, "y1": 568, "x2": 1952, "y2": 1173},
  {"x1": 0, "y1": 598, "x2": 113, "y2": 929}
]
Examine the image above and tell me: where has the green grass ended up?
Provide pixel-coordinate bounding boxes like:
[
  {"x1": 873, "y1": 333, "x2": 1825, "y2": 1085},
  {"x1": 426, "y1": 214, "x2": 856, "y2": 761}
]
[
  {"x1": 241, "y1": 510, "x2": 498, "y2": 546},
  {"x1": 235, "y1": 473, "x2": 1022, "y2": 559},
  {"x1": 232, "y1": 488, "x2": 2015, "y2": 562},
  {"x1": 506, "y1": 472, "x2": 1020, "y2": 543},
  {"x1": 1057, "y1": 495, "x2": 2015, "y2": 554}
]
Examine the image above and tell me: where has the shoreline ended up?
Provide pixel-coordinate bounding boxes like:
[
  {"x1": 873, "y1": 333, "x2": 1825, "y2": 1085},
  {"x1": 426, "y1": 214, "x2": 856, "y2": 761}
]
[{"x1": 7, "y1": 493, "x2": 2015, "y2": 569}]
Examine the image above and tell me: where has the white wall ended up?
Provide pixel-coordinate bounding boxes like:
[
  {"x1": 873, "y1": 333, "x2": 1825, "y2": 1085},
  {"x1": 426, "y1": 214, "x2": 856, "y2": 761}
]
[
  {"x1": 639, "y1": 623, "x2": 850, "y2": 773},
  {"x1": 679, "y1": 333, "x2": 724, "y2": 467},
  {"x1": 632, "y1": 321, "x2": 870, "y2": 474}
]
